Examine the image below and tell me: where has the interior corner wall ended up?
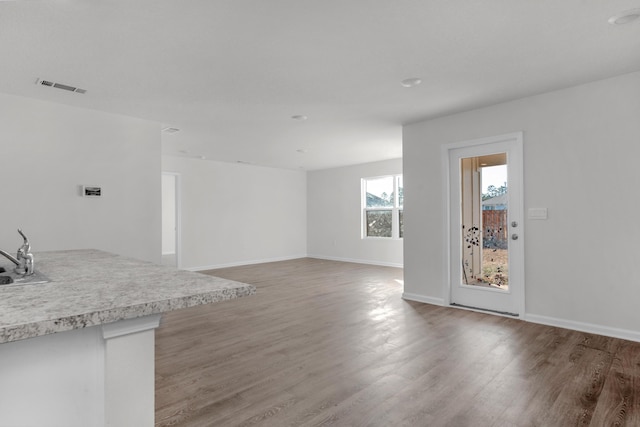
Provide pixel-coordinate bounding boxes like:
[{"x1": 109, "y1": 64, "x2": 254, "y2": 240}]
[
  {"x1": 0, "y1": 93, "x2": 161, "y2": 264},
  {"x1": 307, "y1": 158, "x2": 403, "y2": 267},
  {"x1": 161, "y1": 156, "x2": 307, "y2": 270},
  {"x1": 403, "y1": 71, "x2": 640, "y2": 336}
]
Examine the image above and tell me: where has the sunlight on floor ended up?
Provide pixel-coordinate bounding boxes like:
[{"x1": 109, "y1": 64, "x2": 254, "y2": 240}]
[{"x1": 368, "y1": 306, "x2": 395, "y2": 321}]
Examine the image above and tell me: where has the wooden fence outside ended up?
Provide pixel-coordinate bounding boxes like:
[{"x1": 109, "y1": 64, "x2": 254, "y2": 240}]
[{"x1": 482, "y1": 210, "x2": 508, "y2": 249}]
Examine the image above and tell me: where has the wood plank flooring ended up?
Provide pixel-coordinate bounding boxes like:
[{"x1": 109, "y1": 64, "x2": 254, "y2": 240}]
[{"x1": 155, "y1": 258, "x2": 640, "y2": 426}]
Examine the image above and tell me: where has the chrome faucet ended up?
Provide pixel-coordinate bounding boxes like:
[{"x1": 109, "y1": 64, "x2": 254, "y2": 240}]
[
  {"x1": 0, "y1": 229, "x2": 35, "y2": 275},
  {"x1": 0, "y1": 249, "x2": 19, "y2": 266}
]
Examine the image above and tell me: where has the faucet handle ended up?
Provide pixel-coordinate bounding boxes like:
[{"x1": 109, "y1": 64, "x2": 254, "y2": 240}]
[
  {"x1": 17, "y1": 228, "x2": 29, "y2": 245},
  {"x1": 17, "y1": 229, "x2": 31, "y2": 252}
]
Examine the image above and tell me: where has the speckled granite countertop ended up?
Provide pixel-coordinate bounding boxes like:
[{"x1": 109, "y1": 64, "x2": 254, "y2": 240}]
[{"x1": 0, "y1": 250, "x2": 255, "y2": 344}]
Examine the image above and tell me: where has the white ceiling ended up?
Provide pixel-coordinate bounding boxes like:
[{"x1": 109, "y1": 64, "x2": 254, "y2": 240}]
[{"x1": 1, "y1": 1, "x2": 639, "y2": 170}]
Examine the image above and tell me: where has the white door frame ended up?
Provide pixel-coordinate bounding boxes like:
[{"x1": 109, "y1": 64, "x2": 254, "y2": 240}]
[
  {"x1": 441, "y1": 132, "x2": 525, "y2": 317},
  {"x1": 161, "y1": 172, "x2": 182, "y2": 269}
]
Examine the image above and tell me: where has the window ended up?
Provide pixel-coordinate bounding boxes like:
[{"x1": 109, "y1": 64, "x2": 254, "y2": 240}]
[{"x1": 362, "y1": 175, "x2": 403, "y2": 239}]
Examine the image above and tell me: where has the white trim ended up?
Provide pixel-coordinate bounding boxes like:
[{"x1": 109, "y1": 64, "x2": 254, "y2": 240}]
[
  {"x1": 308, "y1": 254, "x2": 403, "y2": 268},
  {"x1": 440, "y1": 143, "x2": 452, "y2": 306},
  {"x1": 402, "y1": 292, "x2": 444, "y2": 306},
  {"x1": 184, "y1": 245, "x2": 640, "y2": 343},
  {"x1": 397, "y1": 299, "x2": 640, "y2": 343},
  {"x1": 512, "y1": 133, "x2": 525, "y2": 316},
  {"x1": 187, "y1": 254, "x2": 309, "y2": 271},
  {"x1": 103, "y1": 320, "x2": 157, "y2": 426},
  {"x1": 441, "y1": 132, "x2": 524, "y2": 150},
  {"x1": 162, "y1": 172, "x2": 182, "y2": 269},
  {"x1": 525, "y1": 313, "x2": 640, "y2": 343},
  {"x1": 175, "y1": 173, "x2": 183, "y2": 269},
  {"x1": 189, "y1": 255, "x2": 403, "y2": 271},
  {"x1": 101, "y1": 314, "x2": 161, "y2": 340},
  {"x1": 361, "y1": 174, "x2": 403, "y2": 240}
]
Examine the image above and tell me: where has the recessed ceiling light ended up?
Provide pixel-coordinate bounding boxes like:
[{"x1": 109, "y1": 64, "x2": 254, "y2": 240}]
[
  {"x1": 401, "y1": 77, "x2": 422, "y2": 88},
  {"x1": 608, "y1": 8, "x2": 640, "y2": 25},
  {"x1": 162, "y1": 127, "x2": 180, "y2": 133},
  {"x1": 296, "y1": 149, "x2": 307, "y2": 154},
  {"x1": 291, "y1": 115, "x2": 308, "y2": 121}
]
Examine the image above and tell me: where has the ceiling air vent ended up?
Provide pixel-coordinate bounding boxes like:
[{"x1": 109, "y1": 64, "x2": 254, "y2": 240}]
[{"x1": 36, "y1": 78, "x2": 87, "y2": 94}]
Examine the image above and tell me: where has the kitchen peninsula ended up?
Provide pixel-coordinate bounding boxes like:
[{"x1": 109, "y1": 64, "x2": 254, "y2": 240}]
[{"x1": 0, "y1": 250, "x2": 255, "y2": 427}]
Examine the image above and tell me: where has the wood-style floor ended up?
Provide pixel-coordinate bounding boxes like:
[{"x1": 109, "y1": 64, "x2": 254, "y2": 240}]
[{"x1": 155, "y1": 258, "x2": 640, "y2": 426}]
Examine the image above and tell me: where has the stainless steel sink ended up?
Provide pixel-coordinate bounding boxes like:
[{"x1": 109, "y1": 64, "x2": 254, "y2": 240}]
[{"x1": 0, "y1": 268, "x2": 51, "y2": 286}]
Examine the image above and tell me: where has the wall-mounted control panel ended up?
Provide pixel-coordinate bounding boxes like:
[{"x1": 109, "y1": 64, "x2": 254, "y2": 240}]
[
  {"x1": 81, "y1": 186, "x2": 102, "y2": 197},
  {"x1": 528, "y1": 207, "x2": 547, "y2": 220}
]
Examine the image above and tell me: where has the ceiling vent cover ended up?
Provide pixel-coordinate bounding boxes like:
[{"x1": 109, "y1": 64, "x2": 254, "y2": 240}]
[{"x1": 36, "y1": 78, "x2": 87, "y2": 94}]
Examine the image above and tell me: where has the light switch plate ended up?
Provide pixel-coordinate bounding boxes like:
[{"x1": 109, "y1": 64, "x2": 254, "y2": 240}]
[{"x1": 528, "y1": 207, "x2": 547, "y2": 220}]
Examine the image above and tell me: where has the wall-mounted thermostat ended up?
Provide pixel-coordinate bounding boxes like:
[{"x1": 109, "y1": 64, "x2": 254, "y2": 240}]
[{"x1": 82, "y1": 186, "x2": 102, "y2": 197}]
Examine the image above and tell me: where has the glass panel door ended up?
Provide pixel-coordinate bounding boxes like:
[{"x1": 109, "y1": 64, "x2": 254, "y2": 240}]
[{"x1": 447, "y1": 133, "x2": 524, "y2": 316}]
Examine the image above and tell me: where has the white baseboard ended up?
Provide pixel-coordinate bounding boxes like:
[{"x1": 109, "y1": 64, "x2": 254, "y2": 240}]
[
  {"x1": 400, "y1": 294, "x2": 640, "y2": 343},
  {"x1": 188, "y1": 254, "x2": 403, "y2": 271},
  {"x1": 401, "y1": 292, "x2": 444, "y2": 306},
  {"x1": 187, "y1": 254, "x2": 308, "y2": 272},
  {"x1": 525, "y1": 313, "x2": 640, "y2": 343},
  {"x1": 307, "y1": 254, "x2": 403, "y2": 268}
]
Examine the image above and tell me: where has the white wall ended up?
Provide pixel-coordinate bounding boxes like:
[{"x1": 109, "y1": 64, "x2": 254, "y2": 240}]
[
  {"x1": 307, "y1": 158, "x2": 403, "y2": 267},
  {"x1": 0, "y1": 93, "x2": 161, "y2": 264},
  {"x1": 162, "y1": 156, "x2": 307, "y2": 270},
  {"x1": 403, "y1": 71, "x2": 640, "y2": 338}
]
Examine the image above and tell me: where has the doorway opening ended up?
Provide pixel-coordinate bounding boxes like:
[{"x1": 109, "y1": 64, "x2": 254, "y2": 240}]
[{"x1": 161, "y1": 173, "x2": 181, "y2": 268}]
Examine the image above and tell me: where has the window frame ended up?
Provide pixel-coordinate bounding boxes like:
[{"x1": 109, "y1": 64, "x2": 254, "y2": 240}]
[{"x1": 361, "y1": 174, "x2": 403, "y2": 240}]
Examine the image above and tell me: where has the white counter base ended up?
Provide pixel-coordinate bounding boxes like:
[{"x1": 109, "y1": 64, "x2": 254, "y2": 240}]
[{"x1": 0, "y1": 315, "x2": 161, "y2": 427}]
